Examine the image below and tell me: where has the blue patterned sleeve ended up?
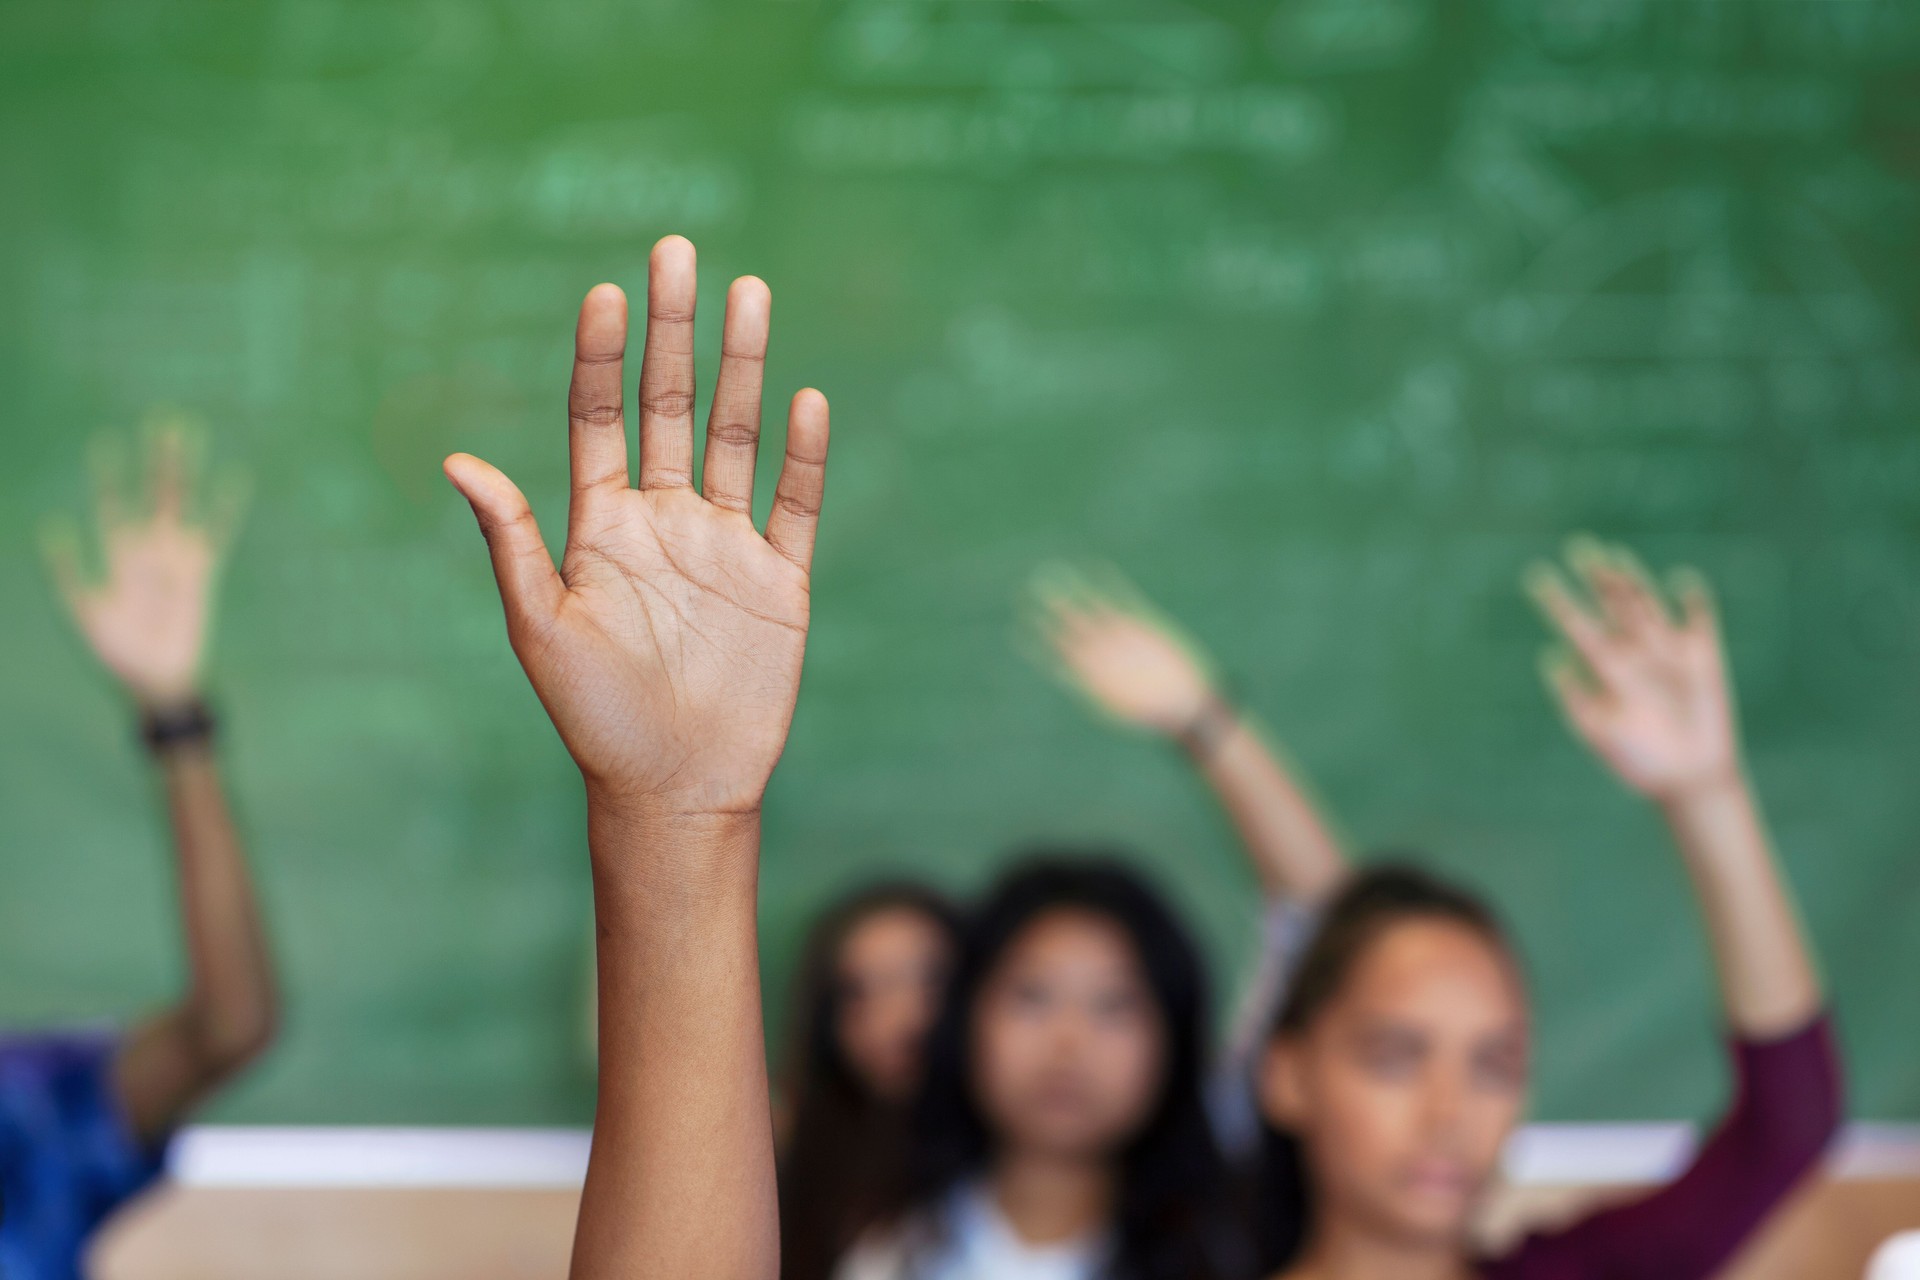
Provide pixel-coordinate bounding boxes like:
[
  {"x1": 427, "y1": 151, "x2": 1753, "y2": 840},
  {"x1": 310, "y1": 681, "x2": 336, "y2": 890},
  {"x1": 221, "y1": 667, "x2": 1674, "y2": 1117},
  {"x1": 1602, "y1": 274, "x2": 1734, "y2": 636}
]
[{"x1": 0, "y1": 1030, "x2": 173, "y2": 1280}]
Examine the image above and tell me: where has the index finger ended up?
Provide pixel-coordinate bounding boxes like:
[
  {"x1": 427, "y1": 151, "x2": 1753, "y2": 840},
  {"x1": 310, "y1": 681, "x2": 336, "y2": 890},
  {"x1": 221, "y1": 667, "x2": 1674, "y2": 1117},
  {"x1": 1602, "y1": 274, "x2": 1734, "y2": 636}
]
[{"x1": 568, "y1": 284, "x2": 631, "y2": 522}]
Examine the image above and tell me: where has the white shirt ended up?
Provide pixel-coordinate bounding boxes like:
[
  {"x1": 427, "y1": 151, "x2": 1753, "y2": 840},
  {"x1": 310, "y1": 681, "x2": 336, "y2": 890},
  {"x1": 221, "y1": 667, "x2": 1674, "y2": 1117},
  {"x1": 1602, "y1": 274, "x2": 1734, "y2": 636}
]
[
  {"x1": 1868, "y1": 1233, "x2": 1920, "y2": 1280},
  {"x1": 832, "y1": 1180, "x2": 1113, "y2": 1280}
]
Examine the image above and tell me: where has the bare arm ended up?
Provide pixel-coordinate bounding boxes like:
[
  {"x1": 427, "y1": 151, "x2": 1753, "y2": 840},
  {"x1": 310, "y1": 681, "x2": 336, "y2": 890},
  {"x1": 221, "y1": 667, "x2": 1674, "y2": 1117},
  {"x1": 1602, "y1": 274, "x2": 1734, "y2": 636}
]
[
  {"x1": 1029, "y1": 569, "x2": 1347, "y2": 905},
  {"x1": 1657, "y1": 778, "x2": 1820, "y2": 1037},
  {"x1": 1529, "y1": 541, "x2": 1821, "y2": 1039},
  {"x1": 581, "y1": 806, "x2": 775, "y2": 1279},
  {"x1": 446, "y1": 238, "x2": 830, "y2": 1280},
  {"x1": 44, "y1": 423, "x2": 277, "y2": 1144},
  {"x1": 1183, "y1": 712, "x2": 1348, "y2": 905},
  {"x1": 115, "y1": 737, "x2": 279, "y2": 1143}
]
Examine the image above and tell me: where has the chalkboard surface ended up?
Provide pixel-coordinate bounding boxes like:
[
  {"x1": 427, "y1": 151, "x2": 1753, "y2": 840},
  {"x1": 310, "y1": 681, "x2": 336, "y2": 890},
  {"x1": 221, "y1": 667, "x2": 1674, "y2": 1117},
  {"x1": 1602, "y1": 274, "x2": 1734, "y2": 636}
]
[{"x1": 1, "y1": 0, "x2": 1916, "y2": 1125}]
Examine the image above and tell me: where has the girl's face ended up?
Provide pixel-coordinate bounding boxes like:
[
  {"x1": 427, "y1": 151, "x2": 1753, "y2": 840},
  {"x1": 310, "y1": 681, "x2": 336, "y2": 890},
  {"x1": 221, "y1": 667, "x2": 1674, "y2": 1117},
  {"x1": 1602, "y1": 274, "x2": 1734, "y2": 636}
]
[
  {"x1": 970, "y1": 908, "x2": 1167, "y2": 1162},
  {"x1": 1260, "y1": 918, "x2": 1529, "y2": 1250},
  {"x1": 835, "y1": 906, "x2": 954, "y2": 1102}
]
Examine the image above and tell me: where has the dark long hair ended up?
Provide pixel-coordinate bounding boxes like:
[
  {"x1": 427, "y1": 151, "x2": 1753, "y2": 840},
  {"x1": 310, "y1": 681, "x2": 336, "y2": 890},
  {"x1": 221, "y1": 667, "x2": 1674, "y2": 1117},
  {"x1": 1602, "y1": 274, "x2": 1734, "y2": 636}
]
[
  {"x1": 778, "y1": 882, "x2": 964, "y2": 1280},
  {"x1": 1255, "y1": 861, "x2": 1518, "y2": 1270},
  {"x1": 887, "y1": 851, "x2": 1252, "y2": 1280}
]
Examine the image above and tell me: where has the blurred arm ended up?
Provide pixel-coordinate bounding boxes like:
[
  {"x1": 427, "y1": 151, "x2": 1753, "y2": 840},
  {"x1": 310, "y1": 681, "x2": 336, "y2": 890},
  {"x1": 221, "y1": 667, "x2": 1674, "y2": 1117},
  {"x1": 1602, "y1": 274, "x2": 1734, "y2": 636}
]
[
  {"x1": 1659, "y1": 773, "x2": 1820, "y2": 1038},
  {"x1": 114, "y1": 723, "x2": 280, "y2": 1144},
  {"x1": 1181, "y1": 700, "x2": 1348, "y2": 905},
  {"x1": 1029, "y1": 569, "x2": 1348, "y2": 905}
]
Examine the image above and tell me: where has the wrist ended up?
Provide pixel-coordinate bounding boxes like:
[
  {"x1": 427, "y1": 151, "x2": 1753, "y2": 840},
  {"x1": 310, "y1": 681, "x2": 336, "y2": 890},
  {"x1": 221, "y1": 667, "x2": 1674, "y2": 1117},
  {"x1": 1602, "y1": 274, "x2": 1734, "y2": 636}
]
[
  {"x1": 140, "y1": 697, "x2": 218, "y2": 756},
  {"x1": 1656, "y1": 768, "x2": 1766, "y2": 870},
  {"x1": 129, "y1": 677, "x2": 204, "y2": 716},
  {"x1": 586, "y1": 791, "x2": 764, "y2": 838},
  {"x1": 1652, "y1": 764, "x2": 1750, "y2": 817},
  {"x1": 585, "y1": 791, "x2": 763, "y2": 909},
  {"x1": 1174, "y1": 691, "x2": 1237, "y2": 760},
  {"x1": 583, "y1": 778, "x2": 765, "y2": 831}
]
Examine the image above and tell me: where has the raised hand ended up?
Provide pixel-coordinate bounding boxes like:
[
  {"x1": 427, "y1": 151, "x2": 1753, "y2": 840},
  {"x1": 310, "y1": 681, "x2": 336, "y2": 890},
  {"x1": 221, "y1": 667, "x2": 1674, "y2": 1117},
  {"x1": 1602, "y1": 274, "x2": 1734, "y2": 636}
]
[
  {"x1": 42, "y1": 419, "x2": 245, "y2": 708},
  {"x1": 444, "y1": 237, "x2": 830, "y2": 820},
  {"x1": 1527, "y1": 539, "x2": 1740, "y2": 802},
  {"x1": 1028, "y1": 566, "x2": 1219, "y2": 737},
  {"x1": 449, "y1": 237, "x2": 825, "y2": 1280}
]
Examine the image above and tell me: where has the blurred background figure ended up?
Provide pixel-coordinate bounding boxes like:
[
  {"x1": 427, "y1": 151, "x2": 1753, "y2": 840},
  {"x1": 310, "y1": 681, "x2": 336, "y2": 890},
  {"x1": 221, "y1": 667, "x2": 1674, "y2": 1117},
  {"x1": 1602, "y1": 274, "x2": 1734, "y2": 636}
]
[
  {"x1": 779, "y1": 883, "x2": 963, "y2": 1280},
  {"x1": 787, "y1": 560, "x2": 1356, "y2": 1280},
  {"x1": 1255, "y1": 544, "x2": 1839, "y2": 1279},
  {"x1": 838, "y1": 857, "x2": 1249, "y2": 1280},
  {"x1": 2, "y1": 423, "x2": 277, "y2": 1279}
]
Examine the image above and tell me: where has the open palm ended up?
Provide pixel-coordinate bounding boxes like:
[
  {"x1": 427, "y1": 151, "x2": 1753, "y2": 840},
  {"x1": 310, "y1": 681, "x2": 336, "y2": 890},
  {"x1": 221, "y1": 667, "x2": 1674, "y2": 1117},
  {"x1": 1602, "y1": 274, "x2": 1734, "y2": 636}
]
[
  {"x1": 44, "y1": 424, "x2": 241, "y2": 708},
  {"x1": 1528, "y1": 541, "x2": 1739, "y2": 801},
  {"x1": 1030, "y1": 568, "x2": 1217, "y2": 736},
  {"x1": 446, "y1": 238, "x2": 829, "y2": 817}
]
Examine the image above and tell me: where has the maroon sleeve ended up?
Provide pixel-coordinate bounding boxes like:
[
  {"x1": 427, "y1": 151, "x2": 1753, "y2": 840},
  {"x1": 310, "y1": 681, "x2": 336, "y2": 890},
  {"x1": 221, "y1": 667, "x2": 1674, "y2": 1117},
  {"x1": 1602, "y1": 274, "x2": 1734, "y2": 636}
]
[{"x1": 1482, "y1": 1014, "x2": 1841, "y2": 1280}]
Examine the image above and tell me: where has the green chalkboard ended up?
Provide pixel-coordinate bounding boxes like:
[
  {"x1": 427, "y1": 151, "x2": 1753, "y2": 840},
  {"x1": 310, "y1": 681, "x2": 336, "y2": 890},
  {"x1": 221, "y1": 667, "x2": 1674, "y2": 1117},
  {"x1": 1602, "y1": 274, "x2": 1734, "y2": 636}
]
[{"x1": 2, "y1": 0, "x2": 1917, "y2": 1126}]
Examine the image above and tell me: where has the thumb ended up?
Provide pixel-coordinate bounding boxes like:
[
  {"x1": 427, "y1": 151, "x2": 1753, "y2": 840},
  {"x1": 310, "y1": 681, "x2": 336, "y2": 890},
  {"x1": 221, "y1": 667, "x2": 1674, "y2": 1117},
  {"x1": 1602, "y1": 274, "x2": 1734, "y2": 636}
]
[
  {"x1": 39, "y1": 516, "x2": 89, "y2": 618},
  {"x1": 445, "y1": 453, "x2": 564, "y2": 625},
  {"x1": 1539, "y1": 645, "x2": 1610, "y2": 747}
]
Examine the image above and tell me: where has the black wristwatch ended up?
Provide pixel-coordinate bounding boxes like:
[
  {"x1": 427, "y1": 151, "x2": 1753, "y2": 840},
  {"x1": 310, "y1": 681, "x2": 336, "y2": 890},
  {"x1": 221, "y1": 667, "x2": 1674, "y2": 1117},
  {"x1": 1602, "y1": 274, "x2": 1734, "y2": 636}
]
[{"x1": 141, "y1": 699, "x2": 218, "y2": 753}]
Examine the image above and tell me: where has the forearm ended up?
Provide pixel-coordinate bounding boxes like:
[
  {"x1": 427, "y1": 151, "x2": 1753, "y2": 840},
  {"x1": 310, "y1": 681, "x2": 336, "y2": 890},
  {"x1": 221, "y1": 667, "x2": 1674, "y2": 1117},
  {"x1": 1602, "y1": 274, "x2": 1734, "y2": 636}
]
[
  {"x1": 1660, "y1": 773, "x2": 1822, "y2": 1039},
  {"x1": 1185, "y1": 700, "x2": 1348, "y2": 905},
  {"x1": 115, "y1": 728, "x2": 279, "y2": 1143},
  {"x1": 158, "y1": 736, "x2": 280, "y2": 1059},
  {"x1": 571, "y1": 799, "x2": 778, "y2": 1280}
]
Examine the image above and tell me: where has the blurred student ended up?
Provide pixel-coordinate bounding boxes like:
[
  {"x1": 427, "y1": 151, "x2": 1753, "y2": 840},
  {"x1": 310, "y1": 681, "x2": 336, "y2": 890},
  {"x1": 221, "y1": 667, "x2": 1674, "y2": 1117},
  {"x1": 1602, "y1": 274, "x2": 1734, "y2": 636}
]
[
  {"x1": 779, "y1": 884, "x2": 964, "y2": 1280},
  {"x1": 445, "y1": 236, "x2": 830, "y2": 1280},
  {"x1": 838, "y1": 857, "x2": 1253, "y2": 1280},
  {"x1": 810, "y1": 572, "x2": 1356, "y2": 1280},
  {"x1": 1254, "y1": 543, "x2": 1840, "y2": 1279},
  {"x1": 1027, "y1": 568, "x2": 1350, "y2": 1154},
  {"x1": 2, "y1": 426, "x2": 278, "y2": 1280}
]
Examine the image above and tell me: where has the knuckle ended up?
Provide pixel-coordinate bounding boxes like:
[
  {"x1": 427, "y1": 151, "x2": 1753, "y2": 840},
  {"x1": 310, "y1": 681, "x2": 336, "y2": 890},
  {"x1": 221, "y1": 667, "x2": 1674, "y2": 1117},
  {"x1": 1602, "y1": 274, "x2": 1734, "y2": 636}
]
[
  {"x1": 477, "y1": 502, "x2": 535, "y2": 540},
  {"x1": 772, "y1": 488, "x2": 822, "y2": 520},
  {"x1": 705, "y1": 419, "x2": 761, "y2": 450},
  {"x1": 569, "y1": 400, "x2": 624, "y2": 427},
  {"x1": 641, "y1": 389, "x2": 696, "y2": 419}
]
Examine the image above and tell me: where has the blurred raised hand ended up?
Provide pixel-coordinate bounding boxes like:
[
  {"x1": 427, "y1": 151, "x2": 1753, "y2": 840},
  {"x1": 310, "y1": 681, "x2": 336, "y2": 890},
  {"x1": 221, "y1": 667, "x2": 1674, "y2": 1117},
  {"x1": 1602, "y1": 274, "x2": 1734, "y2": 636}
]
[
  {"x1": 1026, "y1": 564, "x2": 1348, "y2": 909},
  {"x1": 1027, "y1": 565, "x2": 1220, "y2": 738},
  {"x1": 444, "y1": 237, "x2": 830, "y2": 821},
  {"x1": 1528, "y1": 538, "x2": 1740, "y2": 803},
  {"x1": 1529, "y1": 543, "x2": 1823, "y2": 1039},
  {"x1": 43, "y1": 418, "x2": 245, "y2": 709},
  {"x1": 43, "y1": 421, "x2": 276, "y2": 1144}
]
